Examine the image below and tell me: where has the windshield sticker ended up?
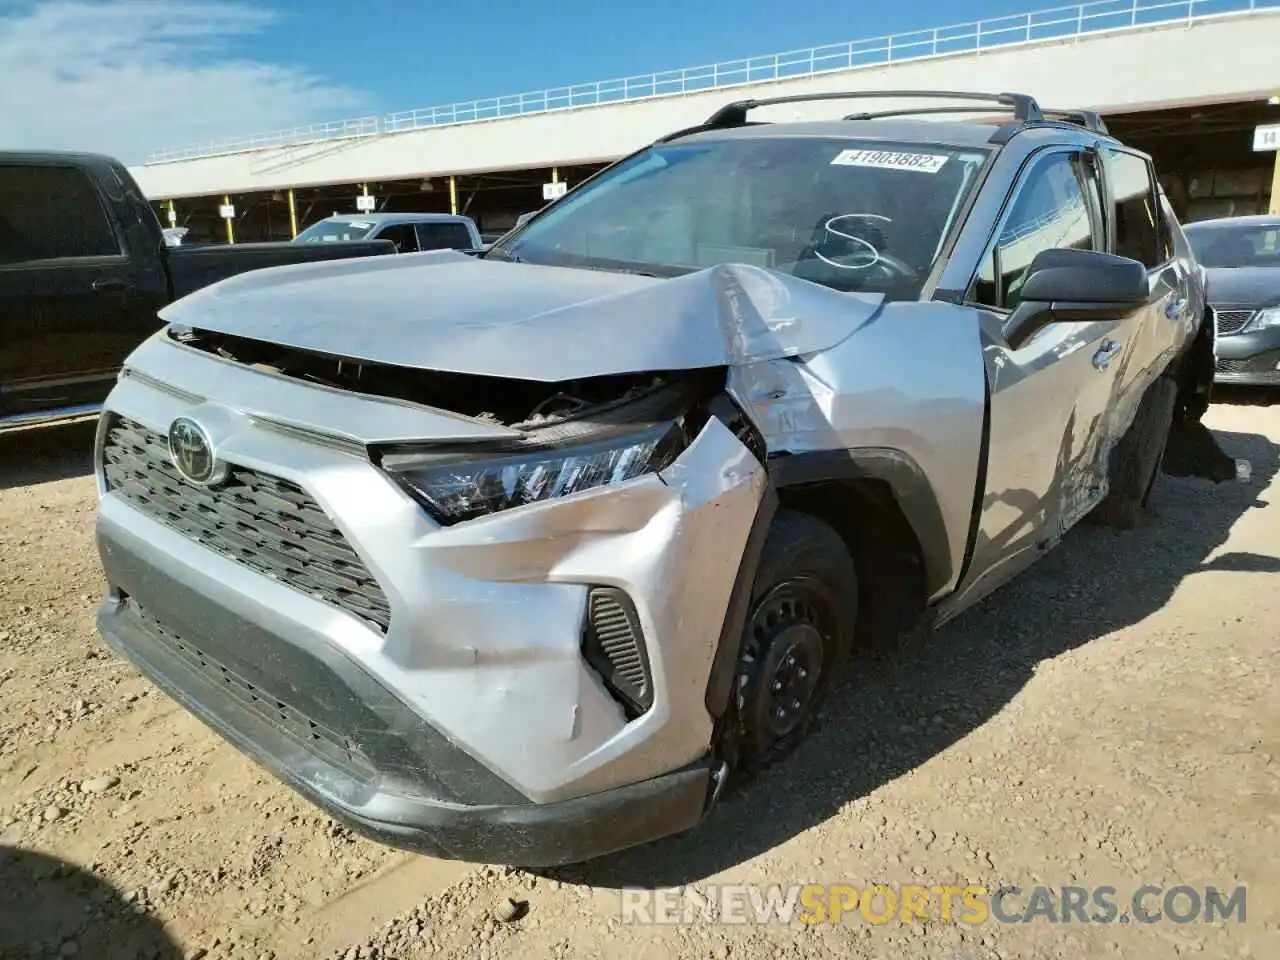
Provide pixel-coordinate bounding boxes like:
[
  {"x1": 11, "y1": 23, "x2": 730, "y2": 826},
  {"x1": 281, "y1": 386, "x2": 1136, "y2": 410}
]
[
  {"x1": 346, "y1": 220, "x2": 374, "y2": 230},
  {"x1": 830, "y1": 149, "x2": 949, "y2": 173}
]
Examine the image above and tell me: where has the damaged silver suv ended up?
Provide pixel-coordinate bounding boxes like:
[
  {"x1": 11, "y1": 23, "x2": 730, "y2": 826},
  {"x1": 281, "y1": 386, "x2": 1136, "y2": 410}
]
[{"x1": 94, "y1": 91, "x2": 1228, "y2": 867}]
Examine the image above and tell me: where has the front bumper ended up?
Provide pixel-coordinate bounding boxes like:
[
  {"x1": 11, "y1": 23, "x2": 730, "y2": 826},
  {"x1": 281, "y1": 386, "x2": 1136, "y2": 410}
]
[
  {"x1": 1214, "y1": 326, "x2": 1280, "y2": 386},
  {"x1": 92, "y1": 337, "x2": 766, "y2": 863},
  {"x1": 96, "y1": 573, "x2": 712, "y2": 866}
]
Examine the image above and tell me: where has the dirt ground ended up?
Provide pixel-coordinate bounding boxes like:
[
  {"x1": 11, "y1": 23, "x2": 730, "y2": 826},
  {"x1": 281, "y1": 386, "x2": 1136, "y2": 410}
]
[{"x1": 1, "y1": 397, "x2": 1277, "y2": 960}]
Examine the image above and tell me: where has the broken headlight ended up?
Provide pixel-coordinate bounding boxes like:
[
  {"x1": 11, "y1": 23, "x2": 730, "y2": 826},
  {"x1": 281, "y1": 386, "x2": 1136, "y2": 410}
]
[{"x1": 380, "y1": 422, "x2": 687, "y2": 524}]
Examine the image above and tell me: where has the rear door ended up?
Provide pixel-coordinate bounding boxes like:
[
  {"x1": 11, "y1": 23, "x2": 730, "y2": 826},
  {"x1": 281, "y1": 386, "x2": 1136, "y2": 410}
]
[
  {"x1": 960, "y1": 145, "x2": 1140, "y2": 593},
  {"x1": 0, "y1": 161, "x2": 167, "y2": 418},
  {"x1": 1099, "y1": 148, "x2": 1185, "y2": 434}
]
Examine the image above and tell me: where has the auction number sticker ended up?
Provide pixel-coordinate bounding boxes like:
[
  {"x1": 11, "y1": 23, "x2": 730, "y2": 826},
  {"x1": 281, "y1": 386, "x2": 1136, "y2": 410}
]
[{"x1": 831, "y1": 149, "x2": 949, "y2": 173}]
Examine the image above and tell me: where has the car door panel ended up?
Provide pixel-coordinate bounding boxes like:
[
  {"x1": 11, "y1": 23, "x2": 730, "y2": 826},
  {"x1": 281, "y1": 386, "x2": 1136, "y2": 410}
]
[{"x1": 946, "y1": 146, "x2": 1132, "y2": 612}]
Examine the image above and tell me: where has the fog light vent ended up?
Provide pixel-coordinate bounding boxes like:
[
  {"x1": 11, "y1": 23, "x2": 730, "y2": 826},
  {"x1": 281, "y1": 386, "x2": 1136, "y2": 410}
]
[{"x1": 582, "y1": 587, "x2": 653, "y2": 718}]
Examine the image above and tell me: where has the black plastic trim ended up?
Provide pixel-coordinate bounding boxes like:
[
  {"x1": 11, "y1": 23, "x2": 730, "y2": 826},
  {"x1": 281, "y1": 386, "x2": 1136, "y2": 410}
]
[
  {"x1": 767, "y1": 448, "x2": 954, "y2": 598},
  {"x1": 315, "y1": 759, "x2": 713, "y2": 867},
  {"x1": 581, "y1": 586, "x2": 654, "y2": 718},
  {"x1": 956, "y1": 365, "x2": 993, "y2": 588},
  {"x1": 98, "y1": 588, "x2": 711, "y2": 866},
  {"x1": 703, "y1": 483, "x2": 779, "y2": 719}
]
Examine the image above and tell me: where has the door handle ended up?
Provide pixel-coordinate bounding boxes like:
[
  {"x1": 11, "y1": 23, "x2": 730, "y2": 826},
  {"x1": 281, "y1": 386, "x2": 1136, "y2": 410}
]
[
  {"x1": 1092, "y1": 338, "x2": 1122, "y2": 371},
  {"x1": 91, "y1": 277, "x2": 131, "y2": 292},
  {"x1": 1165, "y1": 297, "x2": 1187, "y2": 320}
]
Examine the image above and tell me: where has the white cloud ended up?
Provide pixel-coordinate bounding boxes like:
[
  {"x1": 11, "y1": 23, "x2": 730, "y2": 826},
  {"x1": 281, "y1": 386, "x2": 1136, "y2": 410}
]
[{"x1": 0, "y1": 0, "x2": 366, "y2": 163}]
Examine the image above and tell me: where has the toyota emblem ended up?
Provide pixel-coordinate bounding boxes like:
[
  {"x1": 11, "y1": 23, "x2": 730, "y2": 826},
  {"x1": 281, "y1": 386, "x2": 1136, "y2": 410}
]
[{"x1": 167, "y1": 417, "x2": 225, "y2": 486}]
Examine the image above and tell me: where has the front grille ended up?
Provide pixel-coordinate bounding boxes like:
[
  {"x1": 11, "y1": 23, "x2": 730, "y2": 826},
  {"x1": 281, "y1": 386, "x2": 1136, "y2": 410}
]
[
  {"x1": 132, "y1": 601, "x2": 376, "y2": 784},
  {"x1": 1215, "y1": 309, "x2": 1254, "y2": 336},
  {"x1": 582, "y1": 587, "x2": 653, "y2": 717},
  {"x1": 1215, "y1": 358, "x2": 1249, "y2": 374},
  {"x1": 101, "y1": 415, "x2": 392, "y2": 633}
]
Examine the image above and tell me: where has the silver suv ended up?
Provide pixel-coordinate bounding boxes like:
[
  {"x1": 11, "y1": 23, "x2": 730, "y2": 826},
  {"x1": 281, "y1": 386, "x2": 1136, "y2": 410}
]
[{"x1": 94, "y1": 91, "x2": 1226, "y2": 867}]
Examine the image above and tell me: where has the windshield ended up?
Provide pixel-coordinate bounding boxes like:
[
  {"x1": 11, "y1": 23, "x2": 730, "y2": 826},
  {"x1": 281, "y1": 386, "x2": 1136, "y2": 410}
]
[
  {"x1": 489, "y1": 137, "x2": 989, "y2": 299},
  {"x1": 294, "y1": 219, "x2": 376, "y2": 243},
  {"x1": 1185, "y1": 221, "x2": 1280, "y2": 269}
]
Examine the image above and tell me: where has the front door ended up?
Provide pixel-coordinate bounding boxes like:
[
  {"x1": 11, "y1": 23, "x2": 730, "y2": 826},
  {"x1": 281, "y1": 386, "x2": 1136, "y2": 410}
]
[{"x1": 957, "y1": 146, "x2": 1143, "y2": 602}]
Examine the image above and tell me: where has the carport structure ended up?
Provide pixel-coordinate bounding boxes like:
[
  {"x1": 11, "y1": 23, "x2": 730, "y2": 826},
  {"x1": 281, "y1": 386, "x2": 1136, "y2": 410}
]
[
  {"x1": 164, "y1": 162, "x2": 609, "y2": 245},
  {"x1": 1107, "y1": 98, "x2": 1280, "y2": 221}
]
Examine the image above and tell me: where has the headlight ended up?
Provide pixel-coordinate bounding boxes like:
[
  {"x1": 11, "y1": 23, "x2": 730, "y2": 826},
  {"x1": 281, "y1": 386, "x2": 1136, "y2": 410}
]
[
  {"x1": 380, "y1": 422, "x2": 687, "y2": 524},
  {"x1": 1245, "y1": 306, "x2": 1280, "y2": 332}
]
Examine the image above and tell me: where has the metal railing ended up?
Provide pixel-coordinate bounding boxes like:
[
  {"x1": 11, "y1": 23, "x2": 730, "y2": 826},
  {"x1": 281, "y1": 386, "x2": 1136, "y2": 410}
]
[{"x1": 143, "y1": 0, "x2": 1274, "y2": 165}]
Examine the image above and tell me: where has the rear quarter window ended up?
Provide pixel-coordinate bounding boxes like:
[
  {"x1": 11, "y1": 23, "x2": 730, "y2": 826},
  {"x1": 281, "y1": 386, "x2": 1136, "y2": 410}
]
[{"x1": 416, "y1": 222, "x2": 474, "y2": 250}]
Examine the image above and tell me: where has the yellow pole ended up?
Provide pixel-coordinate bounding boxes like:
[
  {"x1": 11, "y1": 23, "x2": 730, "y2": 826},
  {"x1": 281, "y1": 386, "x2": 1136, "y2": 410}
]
[
  {"x1": 288, "y1": 188, "x2": 298, "y2": 237},
  {"x1": 223, "y1": 195, "x2": 234, "y2": 245},
  {"x1": 167, "y1": 199, "x2": 176, "y2": 224},
  {"x1": 551, "y1": 167, "x2": 559, "y2": 183},
  {"x1": 449, "y1": 175, "x2": 458, "y2": 216},
  {"x1": 1270, "y1": 151, "x2": 1280, "y2": 216}
]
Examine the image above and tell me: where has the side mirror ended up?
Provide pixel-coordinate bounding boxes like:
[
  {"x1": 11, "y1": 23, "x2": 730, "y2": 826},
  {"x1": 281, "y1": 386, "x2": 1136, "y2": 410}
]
[{"x1": 1003, "y1": 248, "x2": 1149, "y2": 349}]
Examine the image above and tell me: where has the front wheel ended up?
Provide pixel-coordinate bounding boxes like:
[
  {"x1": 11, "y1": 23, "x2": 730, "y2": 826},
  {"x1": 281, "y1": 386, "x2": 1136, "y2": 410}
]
[{"x1": 727, "y1": 510, "x2": 859, "y2": 774}]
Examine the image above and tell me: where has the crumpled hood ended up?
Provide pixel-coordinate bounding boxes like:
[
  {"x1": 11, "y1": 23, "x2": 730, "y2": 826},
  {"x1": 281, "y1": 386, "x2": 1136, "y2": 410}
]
[{"x1": 160, "y1": 249, "x2": 884, "y2": 381}]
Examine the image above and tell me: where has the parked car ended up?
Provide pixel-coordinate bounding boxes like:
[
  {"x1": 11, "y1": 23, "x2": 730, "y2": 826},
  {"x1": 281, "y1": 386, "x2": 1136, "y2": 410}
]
[
  {"x1": 93, "y1": 91, "x2": 1234, "y2": 868},
  {"x1": 1182, "y1": 214, "x2": 1280, "y2": 386},
  {"x1": 0, "y1": 151, "x2": 396, "y2": 431},
  {"x1": 293, "y1": 212, "x2": 482, "y2": 253}
]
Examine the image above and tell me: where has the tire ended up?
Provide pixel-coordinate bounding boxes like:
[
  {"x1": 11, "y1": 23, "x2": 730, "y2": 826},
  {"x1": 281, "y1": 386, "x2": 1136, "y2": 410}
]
[
  {"x1": 728, "y1": 510, "x2": 859, "y2": 774},
  {"x1": 1088, "y1": 376, "x2": 1177, "y2": 529}
]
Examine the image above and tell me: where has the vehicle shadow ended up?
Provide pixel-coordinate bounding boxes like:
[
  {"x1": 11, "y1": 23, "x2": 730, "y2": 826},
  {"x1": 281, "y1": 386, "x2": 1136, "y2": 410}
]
[
  {"x1": 0, "y1": 420, "x2": 98, "y2": 491},
  {"x1": 0, "y1": 846, "x2": 183, "y2": 959},
  {"x1": 560, "y1": 425, "x2": 1279, "y2": 888},
  {"x1": 1212, "y1": 384, "x2": 1280, "y2": 407}
]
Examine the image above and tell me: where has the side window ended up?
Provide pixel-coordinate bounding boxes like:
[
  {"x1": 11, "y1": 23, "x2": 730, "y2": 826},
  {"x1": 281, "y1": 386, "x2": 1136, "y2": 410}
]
[
  {"x1": 376, "y1": 224, "x2": 419, "y2": 253},
  {"x1": 416, "y1": 222, "x2": 473, "y2": 250},
  {"x1": 972, "y1": 151, "x2": 1101, "y2": 310},
  {"x1": 0, "y1": 164, "x2": 121, "y2": 266},
  {"x1": 1107, "y1": 150, "x2": 1163, "y2": 269}
]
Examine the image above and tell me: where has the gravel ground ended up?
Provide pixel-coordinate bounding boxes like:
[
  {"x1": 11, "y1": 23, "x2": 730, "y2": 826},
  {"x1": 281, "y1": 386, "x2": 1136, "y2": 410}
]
[{"x1": 1, "y1": 398, "x2": 1278, "y2": 960}]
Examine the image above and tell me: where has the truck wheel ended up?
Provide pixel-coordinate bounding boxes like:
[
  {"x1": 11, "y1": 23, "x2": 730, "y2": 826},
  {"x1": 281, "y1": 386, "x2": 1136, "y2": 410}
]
[
  {"x1": 1088, "y1": 376, "x2": 1178, "y2": 529},
  {"x1": 730, "y1": 510, "x2": 858, "y2": 774}
]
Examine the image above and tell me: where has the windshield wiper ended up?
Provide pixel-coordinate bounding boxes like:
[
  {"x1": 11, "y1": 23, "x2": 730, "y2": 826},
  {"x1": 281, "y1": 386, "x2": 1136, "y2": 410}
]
[{"x1": 574, "y1": 264, "x2": 662, "y2": 277}]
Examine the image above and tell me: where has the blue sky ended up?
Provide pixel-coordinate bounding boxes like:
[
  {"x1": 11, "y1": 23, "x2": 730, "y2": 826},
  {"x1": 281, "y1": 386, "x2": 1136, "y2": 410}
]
[
  {"x1": 241, "y1": 0, "x2": 1041, "y2": 109},
  {"x1": 0, "y1": 0, "x2": 1053, "y2": 160}
]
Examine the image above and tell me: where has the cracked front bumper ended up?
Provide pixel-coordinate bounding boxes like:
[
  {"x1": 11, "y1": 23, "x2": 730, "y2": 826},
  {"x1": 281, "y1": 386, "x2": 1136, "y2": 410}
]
[{"x1": 93, "y1": 349, "x2": 765, "y2": 864}]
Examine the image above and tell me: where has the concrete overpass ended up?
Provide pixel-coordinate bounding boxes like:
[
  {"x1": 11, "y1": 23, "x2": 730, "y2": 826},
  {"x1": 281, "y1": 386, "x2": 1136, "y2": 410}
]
[{"x1": 130, "y1": 0, "x2": 1280, "y2": 240}]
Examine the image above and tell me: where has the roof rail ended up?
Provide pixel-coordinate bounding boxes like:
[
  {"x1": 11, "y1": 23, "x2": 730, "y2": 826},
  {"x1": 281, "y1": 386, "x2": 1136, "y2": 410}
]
[
  {"x1": 839, "y1": 102, "x2": 1112, "y2": 136},
  {"x1": 702, "y1": 90, "x2": 1044, "y2": 128}
]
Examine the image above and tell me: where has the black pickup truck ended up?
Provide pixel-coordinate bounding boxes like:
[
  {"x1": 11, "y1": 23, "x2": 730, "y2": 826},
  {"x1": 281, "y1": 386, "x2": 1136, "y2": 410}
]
[{"x1": 0, "y1": 151, "x2": 395, "y2": 430}]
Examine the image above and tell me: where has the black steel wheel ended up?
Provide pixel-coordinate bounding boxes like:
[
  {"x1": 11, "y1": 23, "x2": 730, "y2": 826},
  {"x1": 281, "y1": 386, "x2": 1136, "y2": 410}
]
[{"x1": 730, "y1": 510, "x2": 859, "y2": 772}]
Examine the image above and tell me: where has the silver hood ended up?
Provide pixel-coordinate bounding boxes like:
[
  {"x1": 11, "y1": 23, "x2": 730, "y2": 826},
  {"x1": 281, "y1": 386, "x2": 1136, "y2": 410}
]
[{"x1": 159, "y1": 250, "x2": 884, "y2": 382}]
